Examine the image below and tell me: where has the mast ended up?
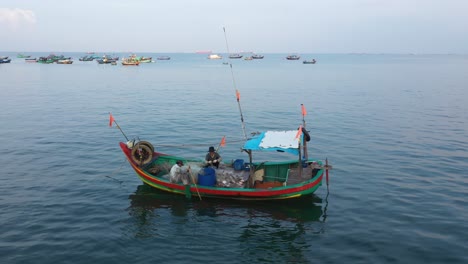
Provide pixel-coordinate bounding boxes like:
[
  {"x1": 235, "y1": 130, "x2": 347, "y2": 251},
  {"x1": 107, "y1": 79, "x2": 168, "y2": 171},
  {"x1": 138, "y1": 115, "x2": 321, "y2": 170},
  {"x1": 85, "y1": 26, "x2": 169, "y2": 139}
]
[
  {"x1": 223, "y1": 27, "x2": 248, "y2": 140},
  {"x1": 301, "y1": 104, "x2": 308, "y2": 160}
]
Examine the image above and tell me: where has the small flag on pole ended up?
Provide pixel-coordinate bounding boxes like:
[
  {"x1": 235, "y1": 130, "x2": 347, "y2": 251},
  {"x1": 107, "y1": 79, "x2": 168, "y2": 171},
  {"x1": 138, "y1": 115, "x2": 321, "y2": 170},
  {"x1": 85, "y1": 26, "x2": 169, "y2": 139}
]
[
  {"x1": 295, "y1": 125, "x2": 303, "y2": 140},
  {"x1": 301, "y1": 104, "x2": 307, "y2": 117},
  {"x1": 109, "y1": 113, "x2": 115, "y2": 127},
  {"x1": 236, "y1": 90, "x2": 240, "y2": 101},
  {"x1": 220, "y1": 136, "x2": 226, "y2": 147}
]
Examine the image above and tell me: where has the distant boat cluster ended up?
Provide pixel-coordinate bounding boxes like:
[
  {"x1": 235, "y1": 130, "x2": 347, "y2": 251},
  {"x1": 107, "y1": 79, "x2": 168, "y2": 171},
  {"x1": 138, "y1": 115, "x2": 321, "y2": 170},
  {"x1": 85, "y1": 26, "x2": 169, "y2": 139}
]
[
  {"x1": 0, "y1": 53, "x2": 172, "y2": 66},
  {"x1": 1, "y1": 53, "x2": 317, "y2": 65},
  {"x1": 208, "y1": 53, "x2": 316, "y2": 64}
]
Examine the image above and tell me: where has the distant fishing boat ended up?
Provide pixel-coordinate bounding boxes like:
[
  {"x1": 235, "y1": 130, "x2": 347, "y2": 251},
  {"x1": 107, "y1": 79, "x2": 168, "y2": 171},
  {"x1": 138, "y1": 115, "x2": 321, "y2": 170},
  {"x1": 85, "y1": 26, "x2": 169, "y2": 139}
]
[
  {"x1": 137, "y1": 56, "x2": 152, "y2": 63},
  {"x1": 157, "y1": 56, "x2": 171, "y2": 60},
  {"x1": 303, "y1": 59, "x2": 316, "y2": 64},
  {"x1": 0, "y1": 58, "x2": 11, "y2": 63},
  {"x1": 25, "y1": 58, "x2": 37, "y2": 63},
  {"x1": 56, "y1": 59, "x2": 73, "y2": 64},
  {"x1": 79, "y1": 56, "x2": 94, "y2": 61},
  {"x1": 286, "y1": 54, "x2": 300, "y2": 60},
  {"x1": 229, "y1": 53, "x2": 243, "y2": 59},
  {"x1": 208, "y1": 54, "x2": 222, "y2": 59},
  {"x1": 252, "y1": 54, "x2": 264, "y2": 59},
  {"x1": 17, "y1": 54, "x2": 31, "y2": 58},
  {"x1": 121, "y1": 56, "x2": 140, "y2": 66},
  {"x1": 96, "y1": 55, "x2": 119, "y2": 64},
  {"x1": 37, "y1": 57, "x2": 54, "y2": 64}
]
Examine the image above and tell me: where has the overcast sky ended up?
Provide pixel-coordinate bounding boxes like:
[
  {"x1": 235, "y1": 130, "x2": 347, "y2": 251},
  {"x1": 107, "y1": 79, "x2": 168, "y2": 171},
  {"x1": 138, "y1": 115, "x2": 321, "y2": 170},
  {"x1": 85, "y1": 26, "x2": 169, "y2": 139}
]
[{"x1": 1, "y1": 0, "x2": 467, "y2": 54}]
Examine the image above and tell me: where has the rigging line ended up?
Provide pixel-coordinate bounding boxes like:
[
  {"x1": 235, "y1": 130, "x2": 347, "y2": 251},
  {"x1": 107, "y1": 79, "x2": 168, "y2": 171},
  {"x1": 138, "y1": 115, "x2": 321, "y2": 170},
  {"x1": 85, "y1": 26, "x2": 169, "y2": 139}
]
[
  {"x1": 153, "y1": 138, "x2": 247, "y2": 148},
  {"x1": 223, "y1": 27, "x2": 248, "y2": 140},
  {"x1": 104, "y1": 158, "x2": 126, "y2": 184}
]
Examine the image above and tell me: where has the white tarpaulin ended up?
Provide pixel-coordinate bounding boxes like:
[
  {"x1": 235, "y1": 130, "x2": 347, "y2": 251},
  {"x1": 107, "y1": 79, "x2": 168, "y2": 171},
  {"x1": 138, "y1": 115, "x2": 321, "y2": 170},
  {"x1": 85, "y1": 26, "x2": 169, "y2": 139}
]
[{"x1": 243, "y1": 130, "x2": 301, "y2": 155}]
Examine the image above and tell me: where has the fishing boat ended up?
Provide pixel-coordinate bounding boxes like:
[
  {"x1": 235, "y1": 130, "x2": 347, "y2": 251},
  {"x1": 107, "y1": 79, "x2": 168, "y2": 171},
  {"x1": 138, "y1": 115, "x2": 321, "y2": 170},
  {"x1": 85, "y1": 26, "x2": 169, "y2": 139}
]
[
  {"x1": 252, "y1": 54, "x2": 264, "y2": 59},
  {"x1": 0, "y1": 58, "x2": 11, "y2": 63},
  {"x1": 303, "y1": 59, "x2": 316, "y2": 64},
  {"x1": 79, "y1": 56, "x2": 94, "y2": 61},
  {"x1": 121, "y1": 57, "x2": 140, "y2": 66},
  {"x1": 37, "y1": 57, "x2": 54, "y2": 64},
  {"x1": 17, "y1": 54, "x2": 31, "y2": 58},
  {"x1": 229, "y1": 53, "x2": 243, "y2": 59},
  {"x1": 157, "y1": 56, "x2": 171, "y2": 60},
  {"x1": 138, "y1": 57, "x2": 152, "y2": 63},
  {"x1": 286, "y1": 54, "x2": 301, "y2": 60},
  {"x1": 25, "y1": 58, "x2": 37, "y2": 63},
  {"x1": 208, "y1": 54, "x2": 222, "y2": 59},
  {"x1": 57, "y1": 59, "x2": 73, "y2": 64},
  {"x1": 114, "y1": 100, "x2": 331, "y2": 201},
  {"x1": 96, "y1": 55, "x2": 119, "y2": 64},
  {"x1": 114, "y1": 28, "x2": 331, "y2": 200}
]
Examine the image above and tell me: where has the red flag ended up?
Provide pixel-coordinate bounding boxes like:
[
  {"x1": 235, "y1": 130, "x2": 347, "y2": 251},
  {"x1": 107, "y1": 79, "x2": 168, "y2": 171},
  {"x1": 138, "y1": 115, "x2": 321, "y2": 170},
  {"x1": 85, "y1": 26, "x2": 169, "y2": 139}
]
[
  {"x1": 109, "y1": 113, "x2": 115, "y2": 127},
  {"x1": 236, "y1": 90, "x2": 240, "y2": 101},
  {"x1": 301, "y1": 104, "x2": 307, "y2": 117},
  {"x1": 220, "y1": 136, "x2": 226, "y2": 147},
  {"x1": 295, "y1": 125, "x2": 303, "y2": 140}
]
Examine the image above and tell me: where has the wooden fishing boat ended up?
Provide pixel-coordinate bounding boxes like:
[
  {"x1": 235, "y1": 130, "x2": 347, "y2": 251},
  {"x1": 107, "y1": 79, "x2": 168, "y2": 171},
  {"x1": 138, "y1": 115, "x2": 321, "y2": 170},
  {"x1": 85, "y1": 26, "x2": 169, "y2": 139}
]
[
  {"x1": 116, "y1": 28, "x2": 330, "y2": 200},
  {"x1": 114, "y1": 104, "x2": 331, "y2": 201}
]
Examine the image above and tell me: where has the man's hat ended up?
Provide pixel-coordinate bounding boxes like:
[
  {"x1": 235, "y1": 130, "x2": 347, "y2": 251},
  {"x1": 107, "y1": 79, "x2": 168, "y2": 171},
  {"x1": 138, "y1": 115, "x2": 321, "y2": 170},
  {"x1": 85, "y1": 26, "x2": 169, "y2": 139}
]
[{"x1": 208, "y1": 146, "x2": 215, "y2": 152}]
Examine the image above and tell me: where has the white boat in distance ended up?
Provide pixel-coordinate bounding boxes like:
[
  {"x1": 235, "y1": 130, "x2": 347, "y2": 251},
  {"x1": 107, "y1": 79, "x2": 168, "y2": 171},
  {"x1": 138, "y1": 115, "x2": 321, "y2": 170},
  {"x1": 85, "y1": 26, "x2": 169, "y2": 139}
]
[{"x1": 208, "y1": 54, "x2": 222, "y2": 59}]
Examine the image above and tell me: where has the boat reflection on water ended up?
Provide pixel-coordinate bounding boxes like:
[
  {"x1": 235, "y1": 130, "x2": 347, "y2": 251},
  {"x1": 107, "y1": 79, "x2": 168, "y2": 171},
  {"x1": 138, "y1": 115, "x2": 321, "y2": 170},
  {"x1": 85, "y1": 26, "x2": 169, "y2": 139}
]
[
  {"x1": 128, "y1": 184, "x2": 329, "y2": 262},
  {"x1": 128, "y1": 184, "x2": 328, "y2": 223}
]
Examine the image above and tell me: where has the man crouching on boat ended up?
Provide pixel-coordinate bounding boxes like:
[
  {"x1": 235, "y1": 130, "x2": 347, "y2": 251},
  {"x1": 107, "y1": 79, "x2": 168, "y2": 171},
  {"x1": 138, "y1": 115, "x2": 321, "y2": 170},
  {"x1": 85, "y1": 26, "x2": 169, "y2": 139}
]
[
  {"x1": 170, "y1": 160, "x2": 190, "y2": 184},
  {"x1": 205, "y1": 146, "x2": 222, "y2": 168}
]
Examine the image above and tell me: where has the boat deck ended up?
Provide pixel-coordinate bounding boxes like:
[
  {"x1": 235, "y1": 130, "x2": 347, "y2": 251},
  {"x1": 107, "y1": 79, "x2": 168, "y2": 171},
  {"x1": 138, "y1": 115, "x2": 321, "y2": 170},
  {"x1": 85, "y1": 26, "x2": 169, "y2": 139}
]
[{"x1": 144, "y1": 159, "x2": 321, "y2": 188}]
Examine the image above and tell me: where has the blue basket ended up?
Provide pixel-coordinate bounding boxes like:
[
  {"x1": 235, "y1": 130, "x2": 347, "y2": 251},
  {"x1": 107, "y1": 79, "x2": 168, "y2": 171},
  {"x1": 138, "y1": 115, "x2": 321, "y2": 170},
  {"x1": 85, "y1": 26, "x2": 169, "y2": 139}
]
[{"x1": 233, "y1": 159, "x2": 244, "y2": 171}]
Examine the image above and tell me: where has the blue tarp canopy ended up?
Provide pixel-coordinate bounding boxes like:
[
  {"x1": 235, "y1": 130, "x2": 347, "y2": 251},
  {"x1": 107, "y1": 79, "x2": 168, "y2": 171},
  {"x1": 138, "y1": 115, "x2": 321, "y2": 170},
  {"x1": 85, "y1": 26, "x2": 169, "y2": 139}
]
[{"x1": 242, "y1": 130, "x2": 301, "y2": 156}]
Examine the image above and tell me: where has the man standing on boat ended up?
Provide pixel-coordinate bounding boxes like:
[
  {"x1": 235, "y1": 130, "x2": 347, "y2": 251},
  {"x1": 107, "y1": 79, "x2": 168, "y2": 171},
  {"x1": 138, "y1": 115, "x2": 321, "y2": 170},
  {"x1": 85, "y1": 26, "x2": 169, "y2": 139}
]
[
  {"x1": 170, "y1": 160, "x2": 189, "y2": 184},
  {"x1": 205, "y1": 146, "x2": 222, "y2": 168}
]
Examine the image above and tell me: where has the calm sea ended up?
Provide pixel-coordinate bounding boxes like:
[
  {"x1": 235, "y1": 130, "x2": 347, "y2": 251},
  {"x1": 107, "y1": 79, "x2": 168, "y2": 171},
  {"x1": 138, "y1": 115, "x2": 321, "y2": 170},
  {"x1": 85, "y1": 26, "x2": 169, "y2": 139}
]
[{"x1": 0, "y1": 52, "x2": 467, "y2": 264}]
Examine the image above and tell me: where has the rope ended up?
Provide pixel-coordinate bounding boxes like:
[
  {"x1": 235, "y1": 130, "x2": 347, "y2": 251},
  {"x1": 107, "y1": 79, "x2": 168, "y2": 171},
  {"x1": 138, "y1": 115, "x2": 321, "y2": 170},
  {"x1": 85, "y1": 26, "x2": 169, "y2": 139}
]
[
  {"x1": 152, "y1": 137, "x2": 247, "y2": 148},
  {"x1": 103, "y1": 158, "x2": 126, "y2": 184}
]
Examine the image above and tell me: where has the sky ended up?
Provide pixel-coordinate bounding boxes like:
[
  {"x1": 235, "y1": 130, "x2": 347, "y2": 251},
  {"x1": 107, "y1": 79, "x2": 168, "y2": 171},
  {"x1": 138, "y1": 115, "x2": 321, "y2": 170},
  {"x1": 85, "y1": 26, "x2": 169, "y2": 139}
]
[{"x1": 1, "y1": 0, "x2": 467, "y2": 54}]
